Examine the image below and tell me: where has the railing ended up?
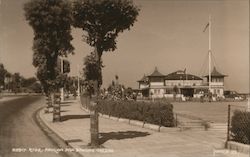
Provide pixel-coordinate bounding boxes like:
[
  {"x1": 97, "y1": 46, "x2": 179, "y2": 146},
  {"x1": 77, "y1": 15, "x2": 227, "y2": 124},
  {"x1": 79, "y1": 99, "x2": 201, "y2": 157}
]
[{"x1": 226, "y1": 104, "x2": 250, "y2": 147}]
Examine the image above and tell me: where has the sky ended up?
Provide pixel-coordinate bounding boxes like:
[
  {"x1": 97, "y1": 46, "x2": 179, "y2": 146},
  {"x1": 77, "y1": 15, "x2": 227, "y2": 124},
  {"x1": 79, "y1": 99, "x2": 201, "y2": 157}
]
[{"x1": 0, "y1": 0, "x2": 249, "y2": 93}]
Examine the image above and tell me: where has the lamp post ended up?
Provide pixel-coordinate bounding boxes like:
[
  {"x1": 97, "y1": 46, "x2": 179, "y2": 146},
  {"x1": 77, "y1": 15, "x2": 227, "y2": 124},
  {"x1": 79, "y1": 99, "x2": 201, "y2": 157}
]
[{"x1": 77, "y1": 65, "x2": 80, "y2": 97}]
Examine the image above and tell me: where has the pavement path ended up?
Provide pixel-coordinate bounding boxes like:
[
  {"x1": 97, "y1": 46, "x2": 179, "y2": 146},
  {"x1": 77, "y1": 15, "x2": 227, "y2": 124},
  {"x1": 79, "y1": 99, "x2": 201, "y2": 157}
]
[
  {"x1": 0, "y1": 96, "x2": 23, "y2": 102},
  {"x1": 0, "y1": 96, "x2": 70, "y2": 157},
  {"x1": 40, "y1": 98, "x2": 250, "y2": 157}
]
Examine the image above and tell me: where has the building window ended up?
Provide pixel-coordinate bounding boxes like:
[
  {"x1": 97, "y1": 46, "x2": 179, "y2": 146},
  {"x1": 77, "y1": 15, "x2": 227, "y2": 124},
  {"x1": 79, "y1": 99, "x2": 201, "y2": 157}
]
[
  {"x1": 217, "y1": 89, "x2": 220, "y2": 94},
  {"x1": 154, "y1": 89, "x2": 161, "y2": 94},
  {"x1": 165, "y1": 89, "x2": 173, "y2": 94}
]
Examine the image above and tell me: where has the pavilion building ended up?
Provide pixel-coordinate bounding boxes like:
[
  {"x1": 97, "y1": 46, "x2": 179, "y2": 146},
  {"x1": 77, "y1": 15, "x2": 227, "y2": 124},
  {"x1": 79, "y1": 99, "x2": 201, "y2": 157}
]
[
  {"x1": 137, "y1": 67, "x2": 227, "y2": 99},
  {"x1": 204, "y1": 67, "x2": 227, "y2": 97}
]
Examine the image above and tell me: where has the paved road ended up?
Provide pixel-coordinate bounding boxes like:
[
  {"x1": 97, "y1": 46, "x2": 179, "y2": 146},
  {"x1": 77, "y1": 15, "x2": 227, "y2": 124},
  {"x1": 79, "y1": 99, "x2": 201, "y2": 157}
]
[{"x1": 0, "y1": 96, "x2": 67, "y2": 157}]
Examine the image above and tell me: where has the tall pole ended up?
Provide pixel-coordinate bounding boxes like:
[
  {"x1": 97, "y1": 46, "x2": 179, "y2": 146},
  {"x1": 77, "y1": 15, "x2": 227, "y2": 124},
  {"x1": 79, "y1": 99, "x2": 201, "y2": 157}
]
[
  {"x1": 60, "y1": 57, "x2": 64, "y2": 102},
  {"x1": 208, "y1": 15, "x2": 212, "y2": 93},
  {"x1": 226, "y1": 104, "x2": 231, "y2": 148},
  {"x1": 185, "y1": 69, "x2": 187, "y2": 86},
  {"x1": 77, "y1": 65, "x2": 80, "y2": 97}
]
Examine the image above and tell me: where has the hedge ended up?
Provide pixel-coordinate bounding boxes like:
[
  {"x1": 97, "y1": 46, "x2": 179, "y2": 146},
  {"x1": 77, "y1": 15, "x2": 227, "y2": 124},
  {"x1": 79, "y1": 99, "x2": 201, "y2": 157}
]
[
  {"x1": 97, "y1": 100, "x2": 175, "y2": 127},
  {"x1": 231, "y1": 110, "x2": 250, "y2": 144}
]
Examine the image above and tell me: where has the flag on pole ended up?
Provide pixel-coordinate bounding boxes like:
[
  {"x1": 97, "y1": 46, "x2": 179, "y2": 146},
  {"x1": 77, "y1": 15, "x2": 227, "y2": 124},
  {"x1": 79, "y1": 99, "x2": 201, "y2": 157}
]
[{"x1": 203, "y1": 22, "x2": 209, "y2": 32}]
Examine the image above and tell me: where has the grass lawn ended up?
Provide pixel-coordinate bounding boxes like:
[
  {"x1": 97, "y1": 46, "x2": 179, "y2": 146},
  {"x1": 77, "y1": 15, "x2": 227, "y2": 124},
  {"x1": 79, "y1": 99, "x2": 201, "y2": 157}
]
[{"x1": 172, "y1": 101, "x2": 248, "y2": 123}]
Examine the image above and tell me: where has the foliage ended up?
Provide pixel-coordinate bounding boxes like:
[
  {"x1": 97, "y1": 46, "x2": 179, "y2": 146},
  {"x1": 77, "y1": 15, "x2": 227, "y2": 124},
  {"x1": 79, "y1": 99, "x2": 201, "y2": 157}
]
[
  {"x1": 124, "y1": 87, "x2": 134, "y2": 97},
  {"x1": 82, "y1": 51, "x2": 103, "y2": 92},
  {"x1": 11, "y1": 73, "x2": 22, "y2": 93},
  {"x1": 96, "y1": 100, "x2": 175, "y2": 127},
  {"x1": 72, "y1": 0, "x2": 139, "y2": 55},
  {"x1": 105, "y1": 75, "x2": 136, "y2": 100},
  {"x1": 0, "y1": 63, "x2": 7, "y2": 87},
  {"x1": 231, "y1": 110, "x2": 250, "y2": 144},
  {"x1": 64, "y1": 76, "x2": 80, "y2": 96},
  {"x1": 107, "y1": 82, "x2": 123, "y2": 99},
  {"x1": 29, "y1": 82, "x2": 43, "y2": 93},
  {"x1": 72, "y1": 0, "x2": 139, "y2": 90},
  {"x1": 0, "y1": 62, "x2": 43, "y2": 93},
  {"x1": 21, "y1": 77, "x2": 37, "y2": 87},
  {"x1": 24, "y1": 0, "x2": 74, "y2": 93}
]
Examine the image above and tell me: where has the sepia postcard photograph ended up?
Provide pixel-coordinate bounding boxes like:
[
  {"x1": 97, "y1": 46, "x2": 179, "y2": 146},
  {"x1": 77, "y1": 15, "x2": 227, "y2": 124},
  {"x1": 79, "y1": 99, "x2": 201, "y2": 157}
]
[{"x1": 0, "y1": 0, "x2": 249, "y2": 157}]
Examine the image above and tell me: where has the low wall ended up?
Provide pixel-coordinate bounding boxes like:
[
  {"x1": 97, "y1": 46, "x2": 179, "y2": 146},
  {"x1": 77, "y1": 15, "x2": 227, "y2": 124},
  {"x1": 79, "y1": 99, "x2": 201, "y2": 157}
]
[{"x1": 227, "y1": 141, "x2": 250, "y2": 154}]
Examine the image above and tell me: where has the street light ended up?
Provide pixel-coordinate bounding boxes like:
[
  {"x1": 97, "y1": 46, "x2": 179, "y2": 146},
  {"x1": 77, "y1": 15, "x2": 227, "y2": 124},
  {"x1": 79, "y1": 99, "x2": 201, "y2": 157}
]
[{"x1": 77, "y1": 65, "x2": 80, "y2": 97}]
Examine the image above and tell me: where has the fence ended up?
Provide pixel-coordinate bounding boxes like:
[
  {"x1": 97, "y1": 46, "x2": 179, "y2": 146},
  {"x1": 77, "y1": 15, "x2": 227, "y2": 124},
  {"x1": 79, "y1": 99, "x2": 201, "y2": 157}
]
[
  {"x1": 80, "y1": 93, "x2": 91, "y2": 109},
  {"x1": 226, "y1": 104, "x2": 250, "y2": 146}
]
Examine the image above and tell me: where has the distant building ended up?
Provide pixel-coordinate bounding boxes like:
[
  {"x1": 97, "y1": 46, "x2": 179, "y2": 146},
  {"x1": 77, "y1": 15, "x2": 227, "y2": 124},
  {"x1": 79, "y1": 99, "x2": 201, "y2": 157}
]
[
  {"x1": 137, "y1": 74, "x2": 149, "y2": 97},
  {"x1": 137, "y1": 67, "x2": 227, "y2": 99},
  {"x1": 204, "y1": 67, "x2": 227, "y2": 97}
]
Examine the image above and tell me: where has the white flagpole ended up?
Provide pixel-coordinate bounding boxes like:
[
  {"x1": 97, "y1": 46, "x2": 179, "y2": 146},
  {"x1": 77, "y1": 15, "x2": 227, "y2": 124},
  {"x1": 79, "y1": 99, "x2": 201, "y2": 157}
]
[{"x1": 208, "y1": 15, "x2": 212, "y2": 93}]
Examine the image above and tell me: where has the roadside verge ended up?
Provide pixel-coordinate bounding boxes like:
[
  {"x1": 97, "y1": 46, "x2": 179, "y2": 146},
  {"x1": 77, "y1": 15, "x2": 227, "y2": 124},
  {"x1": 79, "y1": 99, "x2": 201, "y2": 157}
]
[{"x1": 35, "y1": 107, "x2": 83, "y2": 157}]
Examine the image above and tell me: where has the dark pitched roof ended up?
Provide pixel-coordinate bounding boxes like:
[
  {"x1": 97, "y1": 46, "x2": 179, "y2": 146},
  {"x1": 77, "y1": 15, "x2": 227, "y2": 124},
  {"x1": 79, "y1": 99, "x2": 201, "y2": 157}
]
[
  {"x1": 204, "y1": 67, "x2": 227, "y2": 77},
  {"x1": 137, "y1": 74, "x2": 148, "y2": 82},
  {"x1": 165, "y1": 70, "x2": 203, "y2": 80},
  {"x1": 148, "y1": 67, "x2": 165, "y2": 77}
]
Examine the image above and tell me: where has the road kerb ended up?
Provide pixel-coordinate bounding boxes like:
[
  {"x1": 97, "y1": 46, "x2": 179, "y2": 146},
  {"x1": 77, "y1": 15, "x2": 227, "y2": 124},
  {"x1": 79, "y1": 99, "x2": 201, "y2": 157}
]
[{"x1": 36, "y1": 107, "x2": 83, "y2": 157}]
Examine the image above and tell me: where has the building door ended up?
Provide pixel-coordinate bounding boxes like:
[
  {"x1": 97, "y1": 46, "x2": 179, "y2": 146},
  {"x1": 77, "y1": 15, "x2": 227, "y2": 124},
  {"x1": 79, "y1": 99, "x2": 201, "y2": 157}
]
[{"x1": 181, "y1": 88, "x2": 194, "y2": 97}]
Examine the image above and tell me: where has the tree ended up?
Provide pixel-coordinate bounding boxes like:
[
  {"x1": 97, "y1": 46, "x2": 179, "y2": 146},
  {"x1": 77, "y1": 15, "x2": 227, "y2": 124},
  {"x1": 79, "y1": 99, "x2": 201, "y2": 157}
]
[
  {"x1": 0, "y1": 63, "x2": 7, "y2": 88},
  {"x1": 4, "y1": 72, "x2": 12, "y2": 91},
  {"x1": 21, "y1": 77, "x2": 37, "y2": 88},
  {"x1": 29, "y1": 82, "x2": 43, "y2": 93},
  {"x1": 12, "y1": 73, "x2": 22, "y2": 93},
  {"x1": 72, "y1": 0, "x2": 139, "y2": 92},
  {"x1": 82, "y1": 51, "x2": 103, "y2": 95},
  {"x1": 72, "y1": 0, "x2": 139, "y2": 146},
  {"x1": 24, "y1": 0, "x2": 74, "y2": 92},
  {"x1": 64, "y1": 76, "x2": 78, "y2": 97},
  {"x1": 24, "y1": 0, "x2": 74, "y2": 121}
]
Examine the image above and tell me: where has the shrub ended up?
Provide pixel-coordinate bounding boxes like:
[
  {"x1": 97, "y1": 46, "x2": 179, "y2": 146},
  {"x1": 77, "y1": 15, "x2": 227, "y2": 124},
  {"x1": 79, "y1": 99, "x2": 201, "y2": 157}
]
[
  {"x1": 231, "y1": 110, "x2": 250, "y2": 144},
  {"x1": 97, "y1": 100, "x2": 174, "y2": 127}
]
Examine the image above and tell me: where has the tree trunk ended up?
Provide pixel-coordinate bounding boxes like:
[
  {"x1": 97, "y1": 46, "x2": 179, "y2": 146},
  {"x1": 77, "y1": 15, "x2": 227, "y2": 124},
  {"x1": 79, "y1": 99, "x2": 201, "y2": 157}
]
[
  {"x1": 89, "y1": 46, "x2": 100, "y2": 147},
  {"x1": 45, "y1": 94, "x2": 52, "y2": 113},
  {"x1": 52, "y1": 92, "x2": 61, "y2": 122},
  {"x1": 90, "y1": 101, "x2": 99, "y2": 147}
]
